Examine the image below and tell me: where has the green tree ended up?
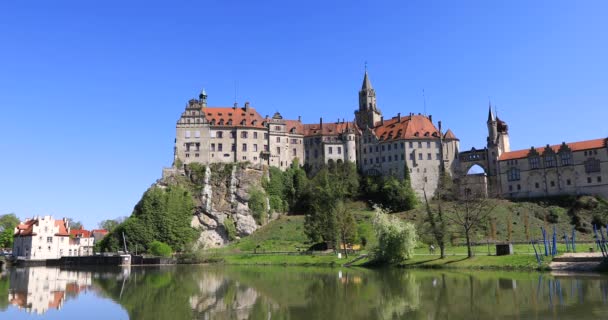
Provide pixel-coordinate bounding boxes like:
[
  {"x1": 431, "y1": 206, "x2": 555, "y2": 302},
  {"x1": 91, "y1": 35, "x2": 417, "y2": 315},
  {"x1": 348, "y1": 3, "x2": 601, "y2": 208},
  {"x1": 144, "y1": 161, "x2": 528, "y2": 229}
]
[
  {"x1": 149, "y1": 240, "x2": 173, "y2": 257},
  {"x1": 336, "y1": 201, "x2": 358, "y2": 258},
  {"x1": 373, "y1": 206, "x2": 418, "y2": 264},
  {"x1": 98, "y1": 217, "x2": 125, "y2": 233},
  {"x1": 0, "y1": 213, "x2": 19, "y2": 248},
  {"x1": 67, "y1": 218, "x2": 83, "y2": 230},
  {"x1": 248, "y1": 187, "x2": 268, "y2": 224}
]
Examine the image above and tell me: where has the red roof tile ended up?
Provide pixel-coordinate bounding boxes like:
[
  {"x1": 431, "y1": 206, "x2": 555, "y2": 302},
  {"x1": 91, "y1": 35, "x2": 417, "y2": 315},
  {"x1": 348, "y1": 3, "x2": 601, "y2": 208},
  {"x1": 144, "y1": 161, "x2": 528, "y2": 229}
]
[
  {"x1": 55, "y1": 220, "x2": 70, "y2": 236},
  {"x1": 284, "y1": 120, "x2": 305, "y2": 135},
  {"x1": 14, "y1": 219, "x2": 37, "y2": 237},
  {"x1": 499, "y1": 138, "x2": 607, "y2": 161},
  {"x1": 91, "y1": 229, "x2": 108, "y2": 234},
  {"x1": 202, "y1": 107, "x2": 266, "y2": 128},
  {"x1": 70, "y1": 228, "x2": 92, "y2": 238},
  {"x1": 373, "y1": 115, "x2": 451, "y2": 141},
  {"x1": 48, "y1": 291, "x2": 64, "y2": 309},
  {"x1": 444, "y1": 129, "x2": 457, "y2": 140}
]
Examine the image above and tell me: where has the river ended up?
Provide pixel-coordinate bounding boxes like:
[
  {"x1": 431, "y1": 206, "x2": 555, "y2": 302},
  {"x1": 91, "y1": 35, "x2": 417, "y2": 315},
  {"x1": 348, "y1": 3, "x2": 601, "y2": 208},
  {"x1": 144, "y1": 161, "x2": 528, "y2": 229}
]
[{"x1": 0, "y1": 265, "x2": 607, "y2": 319}]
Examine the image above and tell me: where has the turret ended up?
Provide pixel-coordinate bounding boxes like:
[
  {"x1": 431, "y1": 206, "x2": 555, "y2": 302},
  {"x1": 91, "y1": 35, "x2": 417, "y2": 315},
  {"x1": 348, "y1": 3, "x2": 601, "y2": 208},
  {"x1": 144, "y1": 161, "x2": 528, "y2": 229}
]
[
  {"x1": 487, "y1": 102, "x2": 497, "y2": 146},
  {"x1": 199, "y1": 88, "x2": 207, "y2": 107},
  {"x1": 355, "y1": 69, "x2": 382, "y2": 129}
]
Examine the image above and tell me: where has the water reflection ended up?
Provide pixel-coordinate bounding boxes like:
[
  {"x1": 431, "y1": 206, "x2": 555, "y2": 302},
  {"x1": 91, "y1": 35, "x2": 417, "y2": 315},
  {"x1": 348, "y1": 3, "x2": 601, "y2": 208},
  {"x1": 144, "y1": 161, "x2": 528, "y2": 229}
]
[{"x1": 2, "y1": 265, "x2": 608, "y2": 319}]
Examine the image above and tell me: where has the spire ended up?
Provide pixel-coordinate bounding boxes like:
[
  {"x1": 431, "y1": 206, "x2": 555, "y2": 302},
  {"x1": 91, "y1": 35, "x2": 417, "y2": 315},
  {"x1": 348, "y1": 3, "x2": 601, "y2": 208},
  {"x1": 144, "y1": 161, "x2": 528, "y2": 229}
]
[
  {"x1": 361, "y1": 71, "x2": 373, "y2": 90},
  {"x1": 487, "y1": 101, "x2": 495, "y2": 122}
]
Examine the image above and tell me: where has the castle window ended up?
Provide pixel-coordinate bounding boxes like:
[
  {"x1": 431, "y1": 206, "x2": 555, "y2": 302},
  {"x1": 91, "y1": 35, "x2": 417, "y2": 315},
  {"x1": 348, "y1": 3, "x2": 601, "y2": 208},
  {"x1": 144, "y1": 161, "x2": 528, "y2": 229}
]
[
  {"x1": 535, "y1": 182, "x2": 539, "y2": 188},
  {"x1": 376, "y1": 157, "x2": 379, "y2": 163},
  {"x1": 427, "y1": 142, "x2": 431, "y2": 148},
  {"x1": 585, "y1": 158, "x2": 600, "y2": 173},
  {"x1": 598, "y1": 176, "x2": 602, "y2": 183},
  {"x1": 401, "y1": 154, "x2": 405, "y2": 160},
  {"x1": 436, "y1": 141, "x2": 441, "y2": 148},
  {"x1": 517, "y1": 184, "x2": 521, "y2": 190},
  {"x1": 376, "y1": 146, "x2": 379, "y2": 152},
  {"x1": 195, "y1": 153, "x2": 199, "y2": 157},
  {"x1": 264, "y1": 145, "x2": 269, "y2": 151},
  {"x1": 253, "y1": 132, "x2": 258, "y2": 139},
  {"x1": 218, "y1": 144, "x2": 223, "y2": 151},
  {"x1": 185, "y1": 131, "x2": 191, "y2": 139},
  {"x1": 241, "y1": 119, "x2": 246, "y2": 125},
  {"x1": 217, "y1": 131, "x2": 223, "y2": 138},
  {"x1": 382, "y1": 157, "x2": 386, "y2": 162},
  {"x1": 276, "y1": 137, "x2": 281, "y2": 143},
  {"x1": 219, "y1": 119, "x2": 225, "y2": 125},
  {"x1": 382, "y1": 145, "x2": 385, "y2": 151},
  {"x1": 231, "y1": 144, "x2": 236, "y2": 151},
  {"x1": 275, "y1": 126, "x2": 281, "y2": 131},
  {"x1": 388, "y1": 155, "x2": 392, "y2": 162},
  {"x1": 427, "y1": 153, "x2": 432, "y2": 160},
  {"x1": 436, "y1": 153, "x2": 440, "y2": 160},
  {"x1": 47, "y1": 237, "x2": 52, "y2": 243},
  {"x1": 242, "y1": 144, "x2": 247, "y2": 152},
  {"x1": 544, "y1": 156, "x2": 555, "y2": 168},
  {"x1": 338, "y1": 147, "x2": 342, "y2": 154},
  {"x1": 529, "y1": 157, "x2": 540, "y2": 169},
  {"x1": 329, "y1": 147, "x2": 333, "y2": 154},
  {"x1": 185, "y1": 153, "x2": 190, "y2": 158},
  {"x1": 241, "y1": 131, "x2": 248, "y2": 138},
  {"x1": 560, "y1": 152, "x2": 572, "y2": 165},
  {"x1": 230, "y1": 131, "x2": 236, "y2": 138},
  {"x1": 550, "y1": 181, "x2": 555, "y2": 187},
  {"x1": 418, "y1": 153, "x2": 423, "y2": 160},
  {"x1": 211, "y1": 144, "x2": 215, "y2": 152},
  {"x1": 388, "y1": 144, "x2": 391, "y2": 151},
  {"x1": 588, "y1": 177, "x2": 592, "y2": 183},
  {"x1": 507, "y1": 167, "x2": 520, "y2": 181},
  {"x1": 363, "y1": 148, "x2": 367, "y2": 154},
  {"x1": 509, "y1": 185, "x2": 513, "y2": 191},
  {"x1": 211, "y1": 119, "x2": 216, "y2": 125},
  {"x1": 418, "y1": 142, "x2": 422, "y2": 148},
  {"x1": 409, "y1": 142, "x2": 413, "y2": 148},
  {"x1": 401, "y1": 142, "x2": 405, "y2": 148},
  {"x1": 369, "y1": 147, "x2": 373, "y2": 153},
  {"x1": 195, "y1": 131, "x2": 200, "y2": 138},
  {"x1": 410, "y1": 153, "x2": 414, "y2": 160},
  {"x1": 253, "y1": 144, "x2": 258, "y2": 152},
  {"x1": 276, "y1": 147, "x2": 281, "y2": 155},
  {"x1": 567, "y1": 179, "x2": 571, "y2": 185},
  {"x1": 264, "y1": 133, "x2": 269, "y2": 139}
]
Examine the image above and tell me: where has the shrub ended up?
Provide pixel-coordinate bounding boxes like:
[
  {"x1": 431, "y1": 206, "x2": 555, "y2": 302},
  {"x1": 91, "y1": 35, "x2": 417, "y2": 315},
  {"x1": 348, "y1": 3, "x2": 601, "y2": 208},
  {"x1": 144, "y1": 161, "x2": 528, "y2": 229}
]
[
  {"x1": 224, "y1": 217, "x2": 237, "y2": 241},
  {"x1": 248, "y1": 187, "x2": 267, "y2": 224},
  {"x1": 372, "y1": 206, "x2": 418, "y2": 264},
  {"x1": 149, "y1": 241, "x2": 172, "y2": 258}
]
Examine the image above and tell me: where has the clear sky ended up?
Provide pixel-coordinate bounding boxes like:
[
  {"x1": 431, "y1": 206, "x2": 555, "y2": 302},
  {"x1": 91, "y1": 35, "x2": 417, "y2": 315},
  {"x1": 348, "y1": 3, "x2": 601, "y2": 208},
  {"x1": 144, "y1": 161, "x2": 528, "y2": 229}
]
[{"x1": 1, "y1": 1, "x2": 607, "y2": 228}]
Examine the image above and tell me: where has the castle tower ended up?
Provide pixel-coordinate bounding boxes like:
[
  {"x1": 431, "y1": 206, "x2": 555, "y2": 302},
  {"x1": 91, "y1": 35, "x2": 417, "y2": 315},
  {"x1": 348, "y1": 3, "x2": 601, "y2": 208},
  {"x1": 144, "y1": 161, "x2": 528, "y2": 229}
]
[
  {"x1": 344, "y1": 122, "x2": 357, "y2": 163},
  {"x1": 486, "y1": 103, "x2": 510, "y2": 196},
  {"x1": 198, "y1": 88, "x2": 207, "y2": 107},
  {"x1": 355, "y1": 71, "x2": 382, "y2": 129}
]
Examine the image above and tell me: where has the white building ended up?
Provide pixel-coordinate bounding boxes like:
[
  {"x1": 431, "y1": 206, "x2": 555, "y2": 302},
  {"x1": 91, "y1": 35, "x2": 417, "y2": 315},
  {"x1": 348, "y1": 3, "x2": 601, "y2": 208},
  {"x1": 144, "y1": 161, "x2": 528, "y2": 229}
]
[{"x1": 13, "y1": 216, "x2": 95, "y2": 260}]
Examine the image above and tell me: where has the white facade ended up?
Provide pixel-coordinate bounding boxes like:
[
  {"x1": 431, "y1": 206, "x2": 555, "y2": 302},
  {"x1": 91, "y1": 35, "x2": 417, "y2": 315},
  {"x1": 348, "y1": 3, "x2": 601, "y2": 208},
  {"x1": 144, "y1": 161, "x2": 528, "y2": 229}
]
[{"x1": 13, "y1": 216, "x2": 95, "y2": 260}]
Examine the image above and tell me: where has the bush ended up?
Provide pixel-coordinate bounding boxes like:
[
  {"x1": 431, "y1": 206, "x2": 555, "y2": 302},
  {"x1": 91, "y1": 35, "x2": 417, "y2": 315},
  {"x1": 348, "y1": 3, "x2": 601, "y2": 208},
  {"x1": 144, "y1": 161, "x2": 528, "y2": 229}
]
[
  {"x1": 224, "y1": 217, "x2": 237, "y2": 241},
  {"x1": 149, "y1": 241, "x2": 172, "y2": 257},
  {"x1": 372, "y1": 206, "x2": 418, "y2": 264},
  {"x1": 248, "y1": 187, "x2": 267, "y2": 224}
]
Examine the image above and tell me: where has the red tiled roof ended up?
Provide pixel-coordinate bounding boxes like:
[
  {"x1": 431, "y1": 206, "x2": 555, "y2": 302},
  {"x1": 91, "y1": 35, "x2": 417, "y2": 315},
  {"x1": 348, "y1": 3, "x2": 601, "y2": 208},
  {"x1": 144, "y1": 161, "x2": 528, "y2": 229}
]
[
  {"x1": 284, "y1": 120, "x2": 305, "y2": 135},
  {"x1": 48, "y1": 291, "x2": 65, "y2": 309},
  {"x1": 303, "y1": 121, "x2": 354, "y2": 136},
  {"x1": 499, "y1": 138, "x2": 607, "y2": 161},
  {"x1": 55, "y1": 220, "x2": 70, "y2": 236},
  {"x1": 91, "y1": 229, "x2": 108, "y2": 235},
  {"x1": 9, "y1": 292, "x2": 27, "y2": 308},
  {"x1": 14, "y1": 219, "x2": 37, "y2": 237},
  {"x1": 202, "y1": 107, "x2": 266, "y2": 128},
  {"x1": 373, "y1": 115, "x2": 452, "y2": 141},
  {"x1": 70, "y1": 228, "x2": 92, "y2": 238}
]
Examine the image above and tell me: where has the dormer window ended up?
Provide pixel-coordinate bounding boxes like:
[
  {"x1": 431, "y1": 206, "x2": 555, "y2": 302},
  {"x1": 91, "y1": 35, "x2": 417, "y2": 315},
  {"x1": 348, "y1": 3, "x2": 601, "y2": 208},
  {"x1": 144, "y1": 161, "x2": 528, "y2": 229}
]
[
  {"x1": 544, "y1": 155, "x2": 555, "y2": 168},
  {"x1": 560, "y1": 152, "x2": 572, "y2": 166},
  {"x1": 219, "y1": 119, "x2": 225, "y2": 125},
  {"x1": 424, "y1": 132, "x2": 430, "y2": 137},
  {"x1": 241, "y1": 119, "x2": 246, "y2": 125},
  {"x1": 252, "y1": 120, "x2": 257, "y2": 126},
  {"x1": 227, "y1": 119, "x2": 233, "y2": 125}
]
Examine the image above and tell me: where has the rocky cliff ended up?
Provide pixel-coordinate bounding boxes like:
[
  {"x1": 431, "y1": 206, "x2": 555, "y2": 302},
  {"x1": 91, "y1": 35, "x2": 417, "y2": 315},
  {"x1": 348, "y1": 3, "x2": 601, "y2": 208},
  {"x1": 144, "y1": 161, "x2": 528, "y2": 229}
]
[{"x1": 159, "y1": 163, "x2": 275, "y2": 249}]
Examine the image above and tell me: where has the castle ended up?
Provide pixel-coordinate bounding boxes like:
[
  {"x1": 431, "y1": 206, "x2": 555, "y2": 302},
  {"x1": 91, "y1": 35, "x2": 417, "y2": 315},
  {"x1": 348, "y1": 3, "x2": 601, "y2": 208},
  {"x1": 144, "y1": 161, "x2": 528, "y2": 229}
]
[
  {"x1": 173, "y1": 71, "x2": 460, "y2": 197},
  {"x1": 172, "y1": 71, "x2": 608, "y2": 200}
]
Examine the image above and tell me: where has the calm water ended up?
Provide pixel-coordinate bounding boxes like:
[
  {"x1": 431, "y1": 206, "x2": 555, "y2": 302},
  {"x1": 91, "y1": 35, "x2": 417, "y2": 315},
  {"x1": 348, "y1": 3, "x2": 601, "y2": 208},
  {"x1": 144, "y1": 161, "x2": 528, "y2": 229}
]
[{"x1": 1, "y1": 265, "x2": 608, "y2": 319}]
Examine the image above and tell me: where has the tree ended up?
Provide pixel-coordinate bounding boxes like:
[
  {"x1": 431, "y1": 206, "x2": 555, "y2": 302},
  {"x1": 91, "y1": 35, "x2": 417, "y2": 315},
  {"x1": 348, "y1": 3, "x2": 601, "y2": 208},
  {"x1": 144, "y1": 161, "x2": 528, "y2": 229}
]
[
  {"x1": 423, "y1": 187, "x2": 447, "y2": 258},
  {"x1": 446, "y1": 185, "x2": 497, "y2": 258},
  {"x1": 66, "y1": 218, "x2": 83, "y2": 230},
  {"x1": 99, "y1": 217, "x2": 126, "y2": 233},
  {"x1": 0, "y1": 213, "x2": 19, "y2": 231},
  {"x1": 335, "y1": 201, "x2": 358, "y2": 258},
  {"x1": 372, "y1": 206, "x2": 418, "y2": 264}
]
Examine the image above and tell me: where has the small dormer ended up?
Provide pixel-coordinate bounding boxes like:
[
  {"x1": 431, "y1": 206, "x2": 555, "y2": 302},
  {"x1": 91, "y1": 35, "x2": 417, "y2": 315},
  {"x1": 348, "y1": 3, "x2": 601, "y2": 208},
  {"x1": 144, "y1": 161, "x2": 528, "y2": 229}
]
[
  {"x1": 227, "y1": 119, "x2": 233, "y2": 125},
  {"x1": 211, "y1": 119, "x2": 216, "y2": 125},
  {"x1": 219, "y1": 119, "x2": 225, "y2": 125},
  {"x1": 241, "y1": 119, "x2": 246, "y2": 126}
]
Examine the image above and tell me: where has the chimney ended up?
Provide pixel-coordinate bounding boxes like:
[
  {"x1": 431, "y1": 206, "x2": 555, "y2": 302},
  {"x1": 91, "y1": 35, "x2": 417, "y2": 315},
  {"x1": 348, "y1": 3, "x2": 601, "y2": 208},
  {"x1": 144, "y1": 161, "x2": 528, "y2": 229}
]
[
  {"x1": 380, "y1": 116, "x2": 384, "y2": 125},
  {"x1": 320, "y1": 117, "x2": 323, "y2": 129},
  {"x1": 244, "y1": 101, "x2": 250, "y2": 111},
  {"x1": 337, "y1": 118, "x2": 340, "y2": 124},
  {"x1": 233, "y1": 102, "x2": 238, "y2": 109},
  {"x1": 429, "y1": 115, "x2": 433, "y2": 123},
  {"x1": 438, "y1": 121, "x2": 442, "y2": 132},
  {"x1": 298, "y1": 115, "x2": 301, "y2": 122},
  {"x1": 397, "y1": 113, "x2": 401, "y2": 122}
]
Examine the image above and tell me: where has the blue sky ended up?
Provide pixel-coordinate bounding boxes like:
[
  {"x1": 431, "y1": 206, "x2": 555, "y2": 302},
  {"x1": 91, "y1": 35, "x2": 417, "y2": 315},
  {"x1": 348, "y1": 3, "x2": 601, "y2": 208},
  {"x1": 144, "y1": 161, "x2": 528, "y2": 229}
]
[{"x1": 1, "y1": 1, "x2": 607, "y2": 228}]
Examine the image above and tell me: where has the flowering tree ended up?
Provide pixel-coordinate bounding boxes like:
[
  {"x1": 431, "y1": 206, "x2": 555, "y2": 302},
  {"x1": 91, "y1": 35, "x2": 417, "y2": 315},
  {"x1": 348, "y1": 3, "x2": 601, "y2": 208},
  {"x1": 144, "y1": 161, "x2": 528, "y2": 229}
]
[{"x1": 373, "y1": 206, "x2": 418, "y2": 263}]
